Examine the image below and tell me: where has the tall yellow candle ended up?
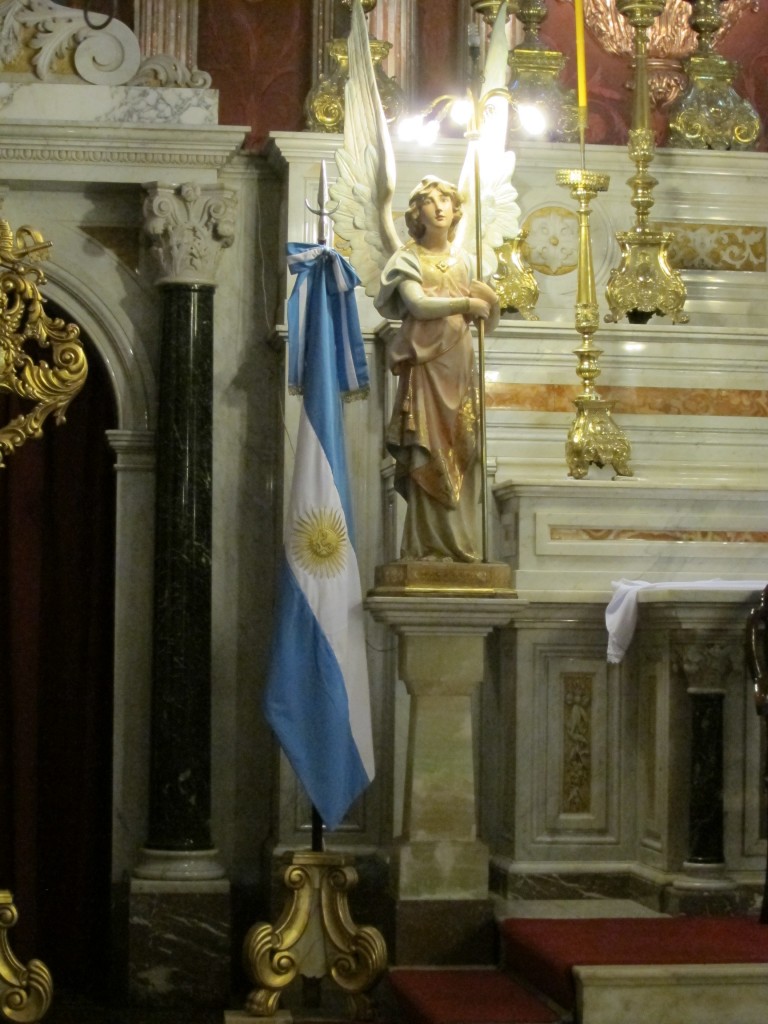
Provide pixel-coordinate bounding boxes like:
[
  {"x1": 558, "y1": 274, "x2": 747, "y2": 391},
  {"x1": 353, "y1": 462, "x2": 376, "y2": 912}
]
[{"x1": 573, "y1": 0, "x2": 588, "y2": 110}]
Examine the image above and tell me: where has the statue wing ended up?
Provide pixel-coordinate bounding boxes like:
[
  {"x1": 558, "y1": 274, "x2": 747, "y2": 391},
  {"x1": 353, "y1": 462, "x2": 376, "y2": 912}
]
[
  {"x1": 330, "y1": 0, "x2": 400, "y2": 298},
  {"x1": 455, "y1": 2, "x2": 521, "y2": 277}
]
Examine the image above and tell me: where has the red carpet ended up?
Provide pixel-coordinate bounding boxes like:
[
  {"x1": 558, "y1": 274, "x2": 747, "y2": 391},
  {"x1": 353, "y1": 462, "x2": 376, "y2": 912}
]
[
  {"x1": 500, "y1": 916, "x2": 768, "y2": 1010},
  {"x1": 389, "y1": 967, "x2": 561, "y2": 1023}
]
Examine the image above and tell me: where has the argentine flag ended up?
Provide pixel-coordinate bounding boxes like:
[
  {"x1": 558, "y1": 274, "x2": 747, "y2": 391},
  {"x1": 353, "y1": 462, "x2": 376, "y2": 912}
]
[{"x1": 263, "y1": 242, "x2": 374, "y2": 831}]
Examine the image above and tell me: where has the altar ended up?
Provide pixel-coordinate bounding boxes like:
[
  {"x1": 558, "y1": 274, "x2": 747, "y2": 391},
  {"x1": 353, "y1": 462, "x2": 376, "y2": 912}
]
[{"x1": 269, "y1": 128, "x2": 768, "y2": 930}]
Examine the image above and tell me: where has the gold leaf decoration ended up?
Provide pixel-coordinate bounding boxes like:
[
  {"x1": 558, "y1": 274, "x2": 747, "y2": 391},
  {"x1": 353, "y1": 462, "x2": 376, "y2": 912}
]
[{"x1": 0, "y1": 217, "x2": 88, "y2": 467}]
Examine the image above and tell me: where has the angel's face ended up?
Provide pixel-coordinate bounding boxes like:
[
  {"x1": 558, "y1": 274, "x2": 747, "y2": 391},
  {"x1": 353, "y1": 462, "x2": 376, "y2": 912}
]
[{"x1": 418, "y1": 189, "x2": 455, "y2": 233}]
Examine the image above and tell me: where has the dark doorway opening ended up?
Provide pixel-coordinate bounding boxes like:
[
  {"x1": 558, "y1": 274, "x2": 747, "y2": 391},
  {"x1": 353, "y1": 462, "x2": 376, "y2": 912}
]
[{"x1": 0, "y1": 310, "x2": 117, "y2": 998}]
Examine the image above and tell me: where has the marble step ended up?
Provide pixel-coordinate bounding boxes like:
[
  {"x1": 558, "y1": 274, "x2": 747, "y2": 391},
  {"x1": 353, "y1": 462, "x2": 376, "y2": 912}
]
[{"x1": 500, "y1": 915, "x2": 768, "y2": 1024}]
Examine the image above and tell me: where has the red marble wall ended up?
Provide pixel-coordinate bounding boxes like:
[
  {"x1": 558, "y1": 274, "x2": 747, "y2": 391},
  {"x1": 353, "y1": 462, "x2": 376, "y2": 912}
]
[{"x1": 199, "y1": 0, "x2": 767, "y2": 152}]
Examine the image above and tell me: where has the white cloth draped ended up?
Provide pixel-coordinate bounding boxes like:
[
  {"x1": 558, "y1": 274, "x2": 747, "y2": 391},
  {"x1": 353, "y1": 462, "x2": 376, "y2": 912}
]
[{"x1": 606, "y1": 579, "x2": 768, "y2": 664}]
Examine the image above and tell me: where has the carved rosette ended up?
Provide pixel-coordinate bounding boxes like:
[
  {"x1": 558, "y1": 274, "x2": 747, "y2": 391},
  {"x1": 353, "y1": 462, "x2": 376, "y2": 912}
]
[
  {"x1": 143, "y1": 183, "x2": 237, "y2": 286},
  {"x1": 0, "y1": 219, "x2": 88, "y2": 467},
  {"x1": 0, "y1": 892, "x2": 53, "y2": 1023},
  {"x1": 242, "y1": 853, "x2": 387, "y2": 1019}
]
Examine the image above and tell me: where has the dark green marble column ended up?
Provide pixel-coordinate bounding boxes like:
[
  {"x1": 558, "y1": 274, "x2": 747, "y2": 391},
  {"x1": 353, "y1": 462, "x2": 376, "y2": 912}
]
[
  {"x1": 669, "y1": 639, "x2": 740, "y2": 916},
  {"x1": 147, "y1": 281, "x2": 215, "y2": 852},
  {"x1": 127, "y1": 183, "x2": 236, "y2": 1007},
  {"x1": 134, "y1": 181, "x2": 235, "y2": 882},
  {"x1": 687, "y1": 691, "x2": 725, "y2": 865}
]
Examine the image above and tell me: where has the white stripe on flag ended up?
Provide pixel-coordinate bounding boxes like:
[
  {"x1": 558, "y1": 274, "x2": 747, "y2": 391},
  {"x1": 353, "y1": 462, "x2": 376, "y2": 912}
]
[{"x1": 285, "y1": 405, "x2": 374, "y2": 778}]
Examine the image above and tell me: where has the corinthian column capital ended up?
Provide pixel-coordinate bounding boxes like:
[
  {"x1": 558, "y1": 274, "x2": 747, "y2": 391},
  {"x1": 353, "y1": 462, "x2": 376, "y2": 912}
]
[{"x1": 143, "y1": 182, "x2": 237, "y2": 286}]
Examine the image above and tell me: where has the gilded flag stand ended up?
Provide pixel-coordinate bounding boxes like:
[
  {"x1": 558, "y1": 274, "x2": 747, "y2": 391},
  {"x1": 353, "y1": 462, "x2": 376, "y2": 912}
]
[
  {"x1": 0, "y1": 892, "x2": 53, "y2": 1024},
  {"x1": 232, "y1": 169, "x2": 386, "y2": 1022}
]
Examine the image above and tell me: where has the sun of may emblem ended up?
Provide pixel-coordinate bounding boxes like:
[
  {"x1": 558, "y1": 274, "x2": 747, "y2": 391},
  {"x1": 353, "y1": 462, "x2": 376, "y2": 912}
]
[{"x1": 292, "y1": 506, "x2": 348, "y2": 578}]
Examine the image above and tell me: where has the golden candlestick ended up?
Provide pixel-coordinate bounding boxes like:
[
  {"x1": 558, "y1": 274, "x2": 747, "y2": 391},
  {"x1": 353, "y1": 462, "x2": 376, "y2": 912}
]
[
  {"x1": 305, "y1": 0, "x2": 404, "y2": 133},
  {"x1": 505, "y1": 0, "x2": 578, "y2": 143},
  {"x1": 668, "y1": 0, "x2": 761, "y2": 150},
  {"x1": 557, "y1": 168, "x2": 632, "y2": 479},
  {"x1": 605, "y1": 0, "x2": 688, "y2": 326}
]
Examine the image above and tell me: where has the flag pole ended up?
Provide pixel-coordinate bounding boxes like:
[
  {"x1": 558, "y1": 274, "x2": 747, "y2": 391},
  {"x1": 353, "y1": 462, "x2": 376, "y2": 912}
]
[{"x1": 304, "y1": 159, "x2": 338, "y2": 855}]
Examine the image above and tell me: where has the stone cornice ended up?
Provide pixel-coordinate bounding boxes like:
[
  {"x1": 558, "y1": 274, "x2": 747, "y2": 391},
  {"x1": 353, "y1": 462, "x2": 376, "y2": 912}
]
[{"x1": 0, "y1": 122, "x2": 249, "y2": 185}]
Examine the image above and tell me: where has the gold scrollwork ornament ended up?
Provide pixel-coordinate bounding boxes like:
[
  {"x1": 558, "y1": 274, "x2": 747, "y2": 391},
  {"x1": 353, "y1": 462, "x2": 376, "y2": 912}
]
[
  {"x1": 668, "y1": 54, "x2": 761, "y2": 149},
  {"x1": 242, "y1": 852, "x2": 387, "y2": 1019},
  {"x1": 305, "y1": 37, "x2": 404, "y2": 132},
  {"x1": 492, "y1": 232, "x2": 540, "y2": 320},
  {"x1": 605, "y1": 228, "x2": 689, "y2": 324},
  {"x1": 0, "y1": 892, "x2": 53, "y2": 1023},
  {"x1": 0, "y1": 218, "x2": 88, "y2": 467}
]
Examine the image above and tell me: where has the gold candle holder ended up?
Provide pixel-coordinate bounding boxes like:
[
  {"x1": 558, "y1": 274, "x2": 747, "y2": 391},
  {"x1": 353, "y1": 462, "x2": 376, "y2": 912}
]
[
  {"x1": 305, "y1": 0, "x2": 404, "y2": 132},
  {"x1": 557, "y1": 169, "x2": 632, "y2": 479},
  {"x1": 506, "y1": 0, "x2": 579, "y2": 142},
  {"x1": 668, "y1": 0, "x2": 761, "y2": 150},
  {"x1": 604, "y1": 0, "x2": 688, "y2": 325},
  {"x1": 492, "y1": 231, "x2": 540, "y2": 321}
]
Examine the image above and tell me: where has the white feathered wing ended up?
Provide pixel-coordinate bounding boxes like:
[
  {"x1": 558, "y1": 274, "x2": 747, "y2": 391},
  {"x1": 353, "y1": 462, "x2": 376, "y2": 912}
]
[
  {"x1": 329, "y1": 0, "x2": 400, "y2": 298},
  {"x1": 455, "y1": 2, "x2": 521, "y2": 277}
]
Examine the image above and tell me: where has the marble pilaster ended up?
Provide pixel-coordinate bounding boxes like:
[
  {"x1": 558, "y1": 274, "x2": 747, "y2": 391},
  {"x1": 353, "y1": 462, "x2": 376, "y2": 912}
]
[
  {"x1": 671, "y1": 637, "x2": 735, "y2": 902},
  {"x1": 366, "y1": 582, "x2": 516, "y2": 963},
  {"x1": 135, "y1": 0, "x2": 200, "y2": 72}
]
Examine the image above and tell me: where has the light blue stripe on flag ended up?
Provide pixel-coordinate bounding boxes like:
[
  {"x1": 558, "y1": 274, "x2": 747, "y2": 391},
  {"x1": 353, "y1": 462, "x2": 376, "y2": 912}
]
[{"x1": 264, "y1": 242, "x2": 373, "y2": 831}]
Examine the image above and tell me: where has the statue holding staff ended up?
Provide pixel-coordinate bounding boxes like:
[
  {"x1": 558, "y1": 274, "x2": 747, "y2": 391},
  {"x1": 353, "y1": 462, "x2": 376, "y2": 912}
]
[{"x1": 331, "y1": 0, "x2": 519, "y2": 562}]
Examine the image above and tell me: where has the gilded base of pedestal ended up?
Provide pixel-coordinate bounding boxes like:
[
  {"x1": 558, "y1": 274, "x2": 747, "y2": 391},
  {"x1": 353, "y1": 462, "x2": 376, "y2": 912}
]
[
  {"x1": 0, "y1": 892, "x2": 52, "y2": 1023},
  {"x1": 372, "y1": 561, "x2": 514, "y2": 598},
  {"x1": 242, "y1": 853, "x2": 387, "y2": 1020},
  {"x1": 605, "y1": 228, "x2": 689, "y2": 325},
  {"x1": 567, "y1": 396, "x2": 633, "y2": 480}
]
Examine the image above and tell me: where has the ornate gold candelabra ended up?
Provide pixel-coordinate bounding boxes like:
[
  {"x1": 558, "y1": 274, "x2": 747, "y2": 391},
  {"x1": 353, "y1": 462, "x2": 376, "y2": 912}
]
[
  {"x1": 668, "y1": 0, "x2": 761, "y2": 150},
  {"x1": 506, "y1": 0, "x2": 579, "y2": 142},
  {"x1": 557, "y1": 168, "x2": 632, "y2": 479},
  {"x1": 0, "y1": 892, "x2": 52, "y2": 1024},
  {"x1": 305, "y1": 0, "x2": 404, "y2": 132},
  {"x1": 604, "y1": 0, "x2": 688, "y2": 325}
]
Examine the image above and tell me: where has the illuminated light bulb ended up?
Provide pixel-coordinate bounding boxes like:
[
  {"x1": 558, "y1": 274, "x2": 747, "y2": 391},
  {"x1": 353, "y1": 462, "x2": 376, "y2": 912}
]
[
  {"x1": 517, "y1": 103, "x2": 548, "y2": 137},
  {"x1": 450, "y1": 99, "x2": 473, "y2": 127},
  {"x1": 419, "y1": 119, "x2": 441, "y2": 146},
  {"x1": 397, "y1": 114, "x2": 425, "y2": 142}
]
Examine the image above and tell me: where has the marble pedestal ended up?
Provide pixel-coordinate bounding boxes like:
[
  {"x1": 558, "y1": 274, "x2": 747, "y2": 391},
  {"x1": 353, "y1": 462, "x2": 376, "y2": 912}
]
[
  {"x1": 366, "y1": 565, "x2": 517, "y2": 963},
  {"x1": 128, "y1": 877, "x2": 231, "y2": 1006}
]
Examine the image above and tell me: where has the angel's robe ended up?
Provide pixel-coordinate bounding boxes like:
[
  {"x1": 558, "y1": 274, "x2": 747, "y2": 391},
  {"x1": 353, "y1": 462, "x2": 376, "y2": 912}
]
[{"x1": 375, "y1": 243, "x2": 480, "y2": 562}]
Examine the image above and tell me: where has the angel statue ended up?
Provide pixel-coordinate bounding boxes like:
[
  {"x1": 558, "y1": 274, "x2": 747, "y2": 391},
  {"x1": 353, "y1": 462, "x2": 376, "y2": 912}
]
[{"x1": 331, "y1": 0, "x2": 520, "y2": 563}]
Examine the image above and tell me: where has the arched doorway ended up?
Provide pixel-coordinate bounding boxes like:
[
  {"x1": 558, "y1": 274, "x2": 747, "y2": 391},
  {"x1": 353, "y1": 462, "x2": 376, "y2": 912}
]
[{"x1": 0, "y1": 320, "x2": 117, "y2": 995}]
